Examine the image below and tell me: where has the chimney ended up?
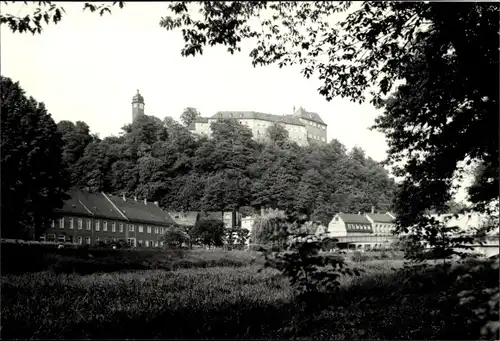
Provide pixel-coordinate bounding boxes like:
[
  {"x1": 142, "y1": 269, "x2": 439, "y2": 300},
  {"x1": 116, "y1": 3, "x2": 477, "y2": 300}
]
[
  {"x1": 371, "y1": 206, "x2": 375, "y2": 214},
  {"x1": 144, "y1": 198, "x2": 147, "y2": 205},
  {"x1": 154, "y1": 201, "x2": 159, "y2": 206},
  {"x1": 122, "y1": 193, "x2": 126, "y2": 202}
]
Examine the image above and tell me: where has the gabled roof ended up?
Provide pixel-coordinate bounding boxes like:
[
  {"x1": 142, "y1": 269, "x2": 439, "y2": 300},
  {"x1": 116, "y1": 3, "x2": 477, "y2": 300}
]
[
  {"x1": 338, "y1": 213, "x2": 371, "y2": 225},
  {"x1": 168, "y1": 211, "x2": 199, "y2": 227},
  {"x1": 366, "y1": 213, "x2": 395, "y2": 224},
  {"x1": 106, "y1": 195, "x2": 178, "y2": 227},
  {"x1": 211, "y1": 111, "x2": 306, "y2": 127},
  {"x1": 294, "y1": 106, "x2": 326, "y2": 125},
  {"x1": 76, "y1": 191, "x2": 126, "y2": 221},
  {"x1": 54, "y1": 189, "x2": 93, "y2": 217}
]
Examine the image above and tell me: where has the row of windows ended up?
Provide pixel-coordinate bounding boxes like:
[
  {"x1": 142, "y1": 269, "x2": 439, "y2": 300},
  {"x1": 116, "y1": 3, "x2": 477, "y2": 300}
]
[
  {"x1": 53, "y1": 218, "x2": 165, "y2": 234},
  {"x1": 41, "y1": 235, "x2": 164, "y2": 247},
  {"x1": 349, "y1": 224, "x2": 370, "y2": 230},
  {"x1": 300, "y1": 118, "x2": 326, "y2": 130},
  {"x1": 307, "y1": 133, "x2": 326, "y2": 142}
]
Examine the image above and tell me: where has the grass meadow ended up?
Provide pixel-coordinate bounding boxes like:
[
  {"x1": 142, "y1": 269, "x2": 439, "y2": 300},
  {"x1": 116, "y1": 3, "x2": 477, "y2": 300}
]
[{"x1": 1, "y1": 244, "x2": 498, "y2": 339}]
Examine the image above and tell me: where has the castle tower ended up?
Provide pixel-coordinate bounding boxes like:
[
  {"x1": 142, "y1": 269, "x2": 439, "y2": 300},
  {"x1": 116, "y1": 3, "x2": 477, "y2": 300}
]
[{"x1": 132, "y1": 89, "x2": 145, "y2": 122}]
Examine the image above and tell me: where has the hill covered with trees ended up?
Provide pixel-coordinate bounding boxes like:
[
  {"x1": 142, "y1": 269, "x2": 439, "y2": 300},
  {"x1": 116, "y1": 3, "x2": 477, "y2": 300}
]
[{"x1": 59, "y1": 113, "x2": 397, "y2": 225}]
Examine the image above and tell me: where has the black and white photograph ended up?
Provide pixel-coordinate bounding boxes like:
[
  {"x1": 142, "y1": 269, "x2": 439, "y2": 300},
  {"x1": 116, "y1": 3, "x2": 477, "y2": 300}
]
[{"x1": 1, "y1": 1, "x2": 499, "y2": 339}]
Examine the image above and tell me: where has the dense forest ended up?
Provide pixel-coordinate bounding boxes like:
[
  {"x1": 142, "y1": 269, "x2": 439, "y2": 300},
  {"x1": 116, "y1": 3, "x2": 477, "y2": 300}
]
[{"x1": 59, "y1": 113, "x2": 396, "y2": 224}]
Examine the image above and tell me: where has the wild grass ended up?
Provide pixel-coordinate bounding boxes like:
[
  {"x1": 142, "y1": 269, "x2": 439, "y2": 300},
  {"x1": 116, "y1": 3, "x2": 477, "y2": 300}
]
[
  {"x1": 1, "y1": 244, "x2": 497, "y2": 339},
  {"x1": 1, "y1": 243, "x2": 262, "y2": 274}
]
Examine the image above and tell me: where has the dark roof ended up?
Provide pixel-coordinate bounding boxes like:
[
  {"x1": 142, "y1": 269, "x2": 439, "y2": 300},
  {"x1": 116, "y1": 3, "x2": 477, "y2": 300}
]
[
  {"x1": 366, "y1": 213, "x2": 395, "y2": 223},
  {"x1": 194, "y1": 117, "x2": 209, "y2": 123},
  {"x1": 294, "y1": 106, "x2": 325, "y2": 125},
  {"x1": 55, "y1": 189, "x2": 93, "y2": 217},
  {"x1": 106, "y1": 195, "x2": 178, "y2": 227},
  {"x1": 168, "y1": 211, "x2": 199, "y2": 227},
  {"x1": 338, "y1": 213, "x2": 371, "y2": 224},
  {"x1": 211, "y1": 111, "x2": 305, "y2": 126},
  {"x1": 132, "y1": 89, "x2": 144, "y2": 103},
  {"x1": 345, "y1": 223, "x2": 373, "y2": 234},
  {"x1": 77, "y1": 191, "x2": 126, "y2": 221}
]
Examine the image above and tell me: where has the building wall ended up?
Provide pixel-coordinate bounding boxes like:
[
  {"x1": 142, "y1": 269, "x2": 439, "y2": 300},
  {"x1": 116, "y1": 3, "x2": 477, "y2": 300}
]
[
  {"x1": 326, "y1": 215, "x2": 348, "y2": 237},
  {"x1": 193, "y1": 118, "x2": 309, "y2": 146},
  {"x1": 298, "y1": 118, "x2": 327, "y2": 143},
  {"x1": 41, "y1": 215, "x2": 169, "y2": 247}
]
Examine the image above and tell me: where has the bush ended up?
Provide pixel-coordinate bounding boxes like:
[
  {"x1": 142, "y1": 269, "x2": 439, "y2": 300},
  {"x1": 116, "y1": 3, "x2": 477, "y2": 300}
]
[{"x1": 351, "y1": 251, "x2": 369, "y2": 263}]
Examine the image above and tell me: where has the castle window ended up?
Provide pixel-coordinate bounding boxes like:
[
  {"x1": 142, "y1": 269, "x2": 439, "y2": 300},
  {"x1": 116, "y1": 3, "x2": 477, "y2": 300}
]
[
  {"x1": 69, "y1": 218, "x2": 74, "y2": 229},
  {"x1": 112, "y1": 222, "x2": 116, "y2": 232},
  {"x1": 95, "y1": 220, "x2": 100, "y2": 231},
  {"x1": 103, "y1": 221, "x2": 108, "y2": 231},
  {"x1": 78, "y1": 219, "x2": 83, "y2": 230},
  {"x1": 77, "y1": 237, "x2": 83, "y2": 245},
  {"x1": 86, "y1": 219, "x2": 91, "y2": 230},
  {"x1": 119, "y1": 223, "x2": 124, "y2": 232},
  {"x1": 139, "y1": 225, "x2": 144, "y2": 233},
  {"x1": 59, "y1": 218, "x2": 64, "y2": 229}
]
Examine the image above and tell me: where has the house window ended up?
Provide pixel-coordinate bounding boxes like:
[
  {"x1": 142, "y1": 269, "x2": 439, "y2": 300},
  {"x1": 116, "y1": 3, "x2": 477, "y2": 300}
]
[
  {"x1": 77, "y1": 236, "x2": 83, "y2": 245},
  {"x1": 95, "y1": 237, "x2": 100, "y2": 243},
  {"x1": 86, "y1": 219, "x2": 91, "y2": 230},
  {"x1": 129, "y1": 224, "x2": 135, "y2": 232},
  {"x1": 95, "y1": 220, "x2": 100, "y2": 231},
  {"x1": 69, "y1": 218, "x2": 74, "y2": 229},
  {"x1": 85, "y1": 237, "x2": 91, "y2": 245},
  {"x1": 127, "y1": 238, "x2": 135, "y2": 247},
  {"x1": 119, "y1": 224, "x2": 124, "y2": 233},
  {"x1": 137, "y1": 240, "x2": 143, "y2": 247},
  {"x1": 160, "y1": 227, "x2": 164, "y2": 234},
  {"x1": 48, "y1": 234, "x2": 56, "y2": 242},
  {"x1": 154, "y1": 227, "x2": 159, "y2": 234},
  {"x1": 59, "y1": 218, "x2": 64, "y2": 229},
  {"x1": 147, "y1": 226, "x2": 152, "y2": 234},
  {"x1": 51, "y1": 220, "x2": 55, "y2": 228},
  {"x1": 151, "y1": 240, "x2": 155, "y2": 247},
  {"x1": 139, "y1": 225, "x2": 144, "y2": 233},
  {"x1": 78, "y1": 219, "x2": 83, "y2": 230},
  {"x1": 103, "y1": 221, "x2": 108, "y2": 232},
  {"x1": 145, "y1": 240, "x2": 149, "y2": 247},
  {"x1": 39, "y1": 235, "x2": 45, "y2": 242},
  {"x1": 58, "y1": 235, "x2": 65, "y2": 243},
  {"x1": 112, "y1": 222, "x2": 116, "y2": 232}
]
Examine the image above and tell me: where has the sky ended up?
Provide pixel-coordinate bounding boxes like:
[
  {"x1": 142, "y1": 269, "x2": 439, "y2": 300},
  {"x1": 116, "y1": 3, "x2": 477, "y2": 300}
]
[{"x1": 1, "y1": 2, "x2": 473, "y2": 202}]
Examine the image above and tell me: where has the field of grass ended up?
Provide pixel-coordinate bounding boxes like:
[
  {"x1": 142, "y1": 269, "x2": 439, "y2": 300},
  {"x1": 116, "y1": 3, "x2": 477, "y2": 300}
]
[{"x1": 1, "y1": 244, "x2": 498, "y2": 339}]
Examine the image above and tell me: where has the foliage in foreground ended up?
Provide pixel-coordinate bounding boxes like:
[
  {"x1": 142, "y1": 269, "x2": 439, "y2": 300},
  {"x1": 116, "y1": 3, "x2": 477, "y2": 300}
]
[{"x1": 2, "y1": 258, "x2": 498, "y2": 340}]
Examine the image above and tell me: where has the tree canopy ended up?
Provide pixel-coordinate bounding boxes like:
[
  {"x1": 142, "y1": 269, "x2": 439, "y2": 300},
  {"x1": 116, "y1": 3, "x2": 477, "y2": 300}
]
[
  {"x1": 159, "y1": 1, "x2": 499, "y2": 228},
  {"x1": 1, "y1": 76, "x2": 69, "y2": 239}
]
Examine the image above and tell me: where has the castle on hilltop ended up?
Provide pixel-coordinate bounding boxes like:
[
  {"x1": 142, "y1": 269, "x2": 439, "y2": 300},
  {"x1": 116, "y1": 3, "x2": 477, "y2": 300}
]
[
  {"x1": 189, "y1": 107, "x2": 327, "y2": 146},
  {"x1": 130, "y1": 90, "x2": 327, "y2": 146}
]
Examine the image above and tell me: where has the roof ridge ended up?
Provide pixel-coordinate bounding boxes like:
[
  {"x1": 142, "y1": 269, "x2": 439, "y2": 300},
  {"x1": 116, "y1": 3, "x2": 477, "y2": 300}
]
[{"x1": 101, "y1": 192, "x2": 129, "y2": 221}]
